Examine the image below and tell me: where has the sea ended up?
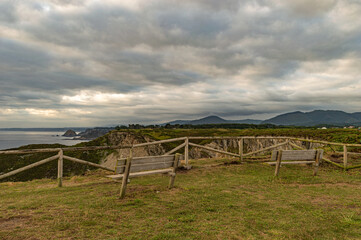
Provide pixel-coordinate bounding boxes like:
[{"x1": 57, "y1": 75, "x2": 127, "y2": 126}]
[{"x1": 0, "y1": 131, "x2": 89, "y2": 150}]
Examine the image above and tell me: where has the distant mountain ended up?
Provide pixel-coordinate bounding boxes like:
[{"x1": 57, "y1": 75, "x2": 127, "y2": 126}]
[
  {"x1": 165, "y1": 115, "x2": 262, "y2": 125},
  {"x1": 262, "y1": 110, "x2": 361, "y2": 126}
]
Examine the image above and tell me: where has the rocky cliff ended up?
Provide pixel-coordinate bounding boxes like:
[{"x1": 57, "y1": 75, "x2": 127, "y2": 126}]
[
  {"x1": 100, "y1": 131, "x2": 165, "y2": 169},
  {"x1": 189, "y1": 138, "x2": 323, "y2": 159}
]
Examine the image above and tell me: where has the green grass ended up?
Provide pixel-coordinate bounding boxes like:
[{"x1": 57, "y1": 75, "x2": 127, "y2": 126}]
[{"x1": 1, "y1": 159, "x2": 361, "y2": 239}]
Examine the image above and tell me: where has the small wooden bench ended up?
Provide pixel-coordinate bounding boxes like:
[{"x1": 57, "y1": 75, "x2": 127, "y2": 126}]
[
  {"x1": 268, "y1": 150, "x2": 323, "y2": 176},
  {"x1": 107, "y1": 154, "x2": 182, "y2": 198}
]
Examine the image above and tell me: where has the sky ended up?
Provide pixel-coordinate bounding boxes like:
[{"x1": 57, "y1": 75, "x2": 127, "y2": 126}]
[{"x1": 0, "y1": 0, "x2": 361, "y2": 127}]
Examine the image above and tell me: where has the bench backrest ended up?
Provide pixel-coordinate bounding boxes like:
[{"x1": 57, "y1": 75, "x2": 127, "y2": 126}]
[
  {"x1": 271, "y1": 150, "x2": 323, "y2": 161},
  {"x1": 115, "y1": 155, "x2": 181, "y2": 174}
]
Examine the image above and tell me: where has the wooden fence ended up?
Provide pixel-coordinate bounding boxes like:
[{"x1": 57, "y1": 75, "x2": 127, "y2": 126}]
[{"x1": 1, "y1": 136, "x2": 360, "y2": 186}]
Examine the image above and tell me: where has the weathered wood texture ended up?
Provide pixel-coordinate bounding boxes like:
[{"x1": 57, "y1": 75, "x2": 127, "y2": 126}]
[
  {"x1": 120, "y1": 156, "x2": 132, "y2": 198},
  {"x1": 239, "y1": 138, "x2": 244, "y2": 162},
  {"x1": 116, "y1": 155, "x2": 178, "y2": 174},
  {"x1": 107, "y1": 168, "x2": 173, "y2": 179},
  {"x1": 113, "y1": 153, "x2": 181, "y2": 198},
  {"x1": 184, "y1": 138, "x2": 189, "y2": 167},
  {"x1": 271, "y1": 150, "x2": 318, "y2": 161},
  {"x1": 271, "y1": 150, "x2": 323, "y2": 176},
  {"x1": 168, "y1": 154, "x2": 180, "y2": 188},
  {"x1": 57, "y1": 149, "x2": 63, "y2": 187}
]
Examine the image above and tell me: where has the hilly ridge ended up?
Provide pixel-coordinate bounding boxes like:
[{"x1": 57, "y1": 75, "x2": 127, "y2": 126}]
[
  {"x1": 165, "y1": 110, "x2": 361, "y2": 127},
  {"x1": 166, "y1": 116, "x2": 262, "y2": 125},
  {"x1": 263, "y1": 110, "x2": 361, "y2": 126}
]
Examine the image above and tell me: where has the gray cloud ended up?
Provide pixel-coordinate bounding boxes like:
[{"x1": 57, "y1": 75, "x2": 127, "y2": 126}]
[{"x1": 0, "y1": 0, "x2": 360, "y2": 127}]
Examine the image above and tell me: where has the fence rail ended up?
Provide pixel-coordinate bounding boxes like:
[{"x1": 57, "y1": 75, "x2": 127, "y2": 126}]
[{"x1": 1, "y1": 136, "x2": 360, "y2": 185}]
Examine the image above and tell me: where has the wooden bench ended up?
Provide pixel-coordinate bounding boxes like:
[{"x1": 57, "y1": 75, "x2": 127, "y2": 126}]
[
  {"x1": 268, "y1": 150, "x2": 323, "y2": 176},
  {"x1": 107, "y1": 154, "x2": 182, "y2": 198}
]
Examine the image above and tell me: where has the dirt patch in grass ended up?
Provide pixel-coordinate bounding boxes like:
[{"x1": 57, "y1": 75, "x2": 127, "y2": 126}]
[
  {"x1": 0, "y1": 215, "x2": 31, "y2": 230},
  {"x1": 286, "y1": 182, "x2": 361, "y2": 188}
]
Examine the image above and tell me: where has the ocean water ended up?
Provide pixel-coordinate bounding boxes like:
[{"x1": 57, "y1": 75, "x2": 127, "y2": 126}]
[{"x1": 0, "y1": 131, "x2": 89, "y2": 150}]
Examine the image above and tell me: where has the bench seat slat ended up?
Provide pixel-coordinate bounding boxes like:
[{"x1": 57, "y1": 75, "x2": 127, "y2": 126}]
[
  {"x1": 117, "y1": 155, "x2": 176, "y2": 165},
  {"x1": 116, "y1": 161, "x2": 176, "y2": 174},
  {"x1": 107, "y1": 168, "x2": 173, "y2": 179},
  {"x1": 271, "y1": 150, "x2": 317, "y2": 161}
]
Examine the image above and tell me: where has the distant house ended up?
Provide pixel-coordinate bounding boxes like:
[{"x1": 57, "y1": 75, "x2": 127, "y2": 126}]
[
  {"x1": 321, "y1": 127, "x2": 327, "y2": 130},
  {"x1": 348, "y1": 126, "x2": 355, "y2": 129}
]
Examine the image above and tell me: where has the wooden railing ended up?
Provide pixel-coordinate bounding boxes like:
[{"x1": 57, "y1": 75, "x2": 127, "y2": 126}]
[{"x1": 1, "y1": 136, "x2": 360, "y2": 186}]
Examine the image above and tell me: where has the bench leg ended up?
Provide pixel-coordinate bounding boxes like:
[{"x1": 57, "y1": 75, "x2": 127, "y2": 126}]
[
  {"x1": 120, "y1": 156, "x2": 132, "y2": 199},
  {"x1": 274, "y1": 150, "x2": 282, "y2": 177},
  {"x1": 168, "y1": 154, "x2": 180, "y2": 189},
  {"x1": 313, "y1": 150, "x2": 321, "y2": 176},
  {"x1": 168, "y1": 173, "x2": 176, "y2": 189}
]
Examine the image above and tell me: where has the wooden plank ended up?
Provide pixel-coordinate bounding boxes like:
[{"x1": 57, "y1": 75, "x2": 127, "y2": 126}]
[
  {"x1": 0, "y1": 148, "x2": 61, "y2": 155},
  {"x1": 0, "y1": 154, "x2": 59, "y2": 180},
  {"x1": 117, "y1": 159, "x2": 175, "y2": 168},
  {"x1": 165, "y1": 142, "x2": 186, "y2": 155},
  {"x1": 0, "y1": 145, "x2": 130, "y2": 155},
  {"x1": 267, "y1": 161, "x2": 315, "y2": 165},
  {"x1": 188, "y1": 136, "x2": 240, "y2": 140},
  {"x1": 57, "y1": 149, "x2": 63, "y2": 187},
  {"x1": 188, "y1": 142, "x2": 239, "y2": 157},
  {"x1": 107, "y1": 168, "x2": 173, "y2": 179},
  {"x1": 117, "y1": 161, "x2": 175, "y2": 174},
  {"x1": 270, "y1": 150, "x2": 317, "y2": 161},
  {"x1": 63, "y1": 155, "x2": 114, "y2": 172},
  {"x1": 244, "y1": 141, "x2": 288, "y2": 157},
  {"x1": 117, "y1": 155, "x2": 175, "y2": 165}
]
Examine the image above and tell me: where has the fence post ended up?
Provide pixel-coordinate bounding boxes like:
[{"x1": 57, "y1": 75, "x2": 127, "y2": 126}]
[
  {"x1": 57, "y1": 149, "x2": 63, "y2": 187},
  {"x1": 184, "y1": 137, "x2": 190, "y2": 169},
  {"x1": 343, "y1": 145, "x2": 348, "y2": 170},
  {"x1": 239, "y1": 138, "x2": 244, "y2": 162}
]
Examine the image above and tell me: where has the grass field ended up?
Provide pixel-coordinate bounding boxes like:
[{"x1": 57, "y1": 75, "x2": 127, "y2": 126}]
[{"x1": 1, "y1": 158, "x2": 361, "y2": 240}]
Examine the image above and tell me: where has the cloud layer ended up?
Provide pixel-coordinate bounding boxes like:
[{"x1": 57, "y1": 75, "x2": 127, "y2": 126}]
[{"x1": 0, "y1": 0, "x2": 360, "y2": 127}]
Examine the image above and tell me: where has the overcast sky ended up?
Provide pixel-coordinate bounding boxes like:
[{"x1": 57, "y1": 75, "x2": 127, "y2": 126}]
[{"x1": 0, "y1": 0, "x2": 360, "y2": 127}]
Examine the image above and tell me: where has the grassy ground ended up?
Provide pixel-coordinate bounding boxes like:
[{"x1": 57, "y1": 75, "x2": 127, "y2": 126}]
[{"x1": 1, "y1": 159, "x2": 361, "y2": 240}]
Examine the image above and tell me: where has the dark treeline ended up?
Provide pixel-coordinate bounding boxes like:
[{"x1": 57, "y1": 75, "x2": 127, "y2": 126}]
[{"x1": 115, "y1": 123, "x2": 309, "y2": 130}]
